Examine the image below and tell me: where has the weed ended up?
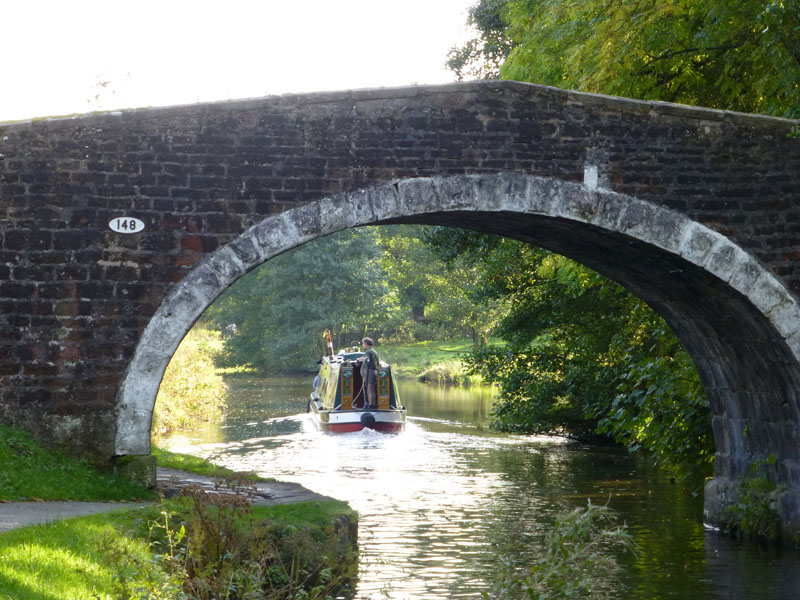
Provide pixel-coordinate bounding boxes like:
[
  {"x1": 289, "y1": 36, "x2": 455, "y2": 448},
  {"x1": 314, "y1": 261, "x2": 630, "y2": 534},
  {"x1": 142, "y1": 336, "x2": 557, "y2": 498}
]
[
  {"x1": 115, "y1": 475, "x2": 358, "y2": 599},
  {"x1": 100, "y1": 524, "x2": 184, "y2": 599},
  {"x1": 725, "y1": 456, "x2": 785, "y2": 543},
  {"x1": 486, "y1": 500, "x2": 636, "y2": 600}
]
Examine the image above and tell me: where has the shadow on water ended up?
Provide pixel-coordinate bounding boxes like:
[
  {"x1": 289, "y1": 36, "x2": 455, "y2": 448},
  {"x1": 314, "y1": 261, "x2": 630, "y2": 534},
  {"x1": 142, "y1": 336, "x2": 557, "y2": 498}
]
[{"x1": 157, "y1": 376, "x2": 800, "y2": 599}]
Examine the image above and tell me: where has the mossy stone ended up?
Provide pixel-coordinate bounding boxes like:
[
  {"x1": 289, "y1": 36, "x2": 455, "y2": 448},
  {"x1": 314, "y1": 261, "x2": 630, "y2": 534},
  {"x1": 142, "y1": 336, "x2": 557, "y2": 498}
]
[{"x1": 114, "y1": 454, "x2": 157, "y2": 488}]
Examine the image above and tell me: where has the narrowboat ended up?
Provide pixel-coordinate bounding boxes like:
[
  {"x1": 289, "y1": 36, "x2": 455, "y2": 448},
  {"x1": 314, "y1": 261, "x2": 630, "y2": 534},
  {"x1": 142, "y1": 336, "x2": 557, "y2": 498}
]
[{"x1": 309, "y1": 347, "x2": 406, "y2": 433}]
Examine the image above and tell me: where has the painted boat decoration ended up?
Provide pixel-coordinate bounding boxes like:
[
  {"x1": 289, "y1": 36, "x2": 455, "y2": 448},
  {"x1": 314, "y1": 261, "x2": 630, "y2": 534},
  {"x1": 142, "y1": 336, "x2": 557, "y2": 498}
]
[{"x1": 309, "y1": 347, "x2": 405, "y2": 433}]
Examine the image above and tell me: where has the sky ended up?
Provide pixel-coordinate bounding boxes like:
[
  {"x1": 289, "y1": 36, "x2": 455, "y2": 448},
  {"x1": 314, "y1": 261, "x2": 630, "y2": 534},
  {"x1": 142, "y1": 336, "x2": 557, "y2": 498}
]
[{"x1": 2, "y1": 0, "x2": 476, "y2": 122}]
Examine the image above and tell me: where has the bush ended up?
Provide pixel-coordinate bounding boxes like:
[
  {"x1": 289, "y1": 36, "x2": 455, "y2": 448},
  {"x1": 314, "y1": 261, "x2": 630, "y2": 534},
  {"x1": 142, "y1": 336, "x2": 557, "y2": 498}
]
[{"x1": 418, "y1": 359, "x2": 470, "y2": 385}]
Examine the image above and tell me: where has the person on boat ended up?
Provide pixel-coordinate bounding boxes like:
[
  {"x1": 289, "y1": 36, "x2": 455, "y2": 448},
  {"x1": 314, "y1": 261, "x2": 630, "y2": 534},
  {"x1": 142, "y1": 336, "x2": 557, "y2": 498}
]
[{"x1": 356, "y1": 337, "x2": 380, "y2": 409}]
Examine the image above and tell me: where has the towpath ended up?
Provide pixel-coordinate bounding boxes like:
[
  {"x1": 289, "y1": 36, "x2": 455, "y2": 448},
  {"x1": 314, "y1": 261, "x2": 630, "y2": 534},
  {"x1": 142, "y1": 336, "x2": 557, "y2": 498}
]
[{"x1": 0, "y1": 467, "x2": 332, "y2": 533}]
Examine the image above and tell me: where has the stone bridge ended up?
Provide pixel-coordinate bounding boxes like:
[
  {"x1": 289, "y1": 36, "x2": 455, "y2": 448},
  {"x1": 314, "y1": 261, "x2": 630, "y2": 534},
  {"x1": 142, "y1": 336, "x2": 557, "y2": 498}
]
[{"x1": 1, "y1": 81, "x2": 799, "y2": 531}]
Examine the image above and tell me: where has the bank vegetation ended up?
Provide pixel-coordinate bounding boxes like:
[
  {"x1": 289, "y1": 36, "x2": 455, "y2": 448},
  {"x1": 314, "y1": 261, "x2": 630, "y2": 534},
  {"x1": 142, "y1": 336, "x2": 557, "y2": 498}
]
[
  {"x1": 152, "y1": 326, "x2": 229, "y2": 438},
  {"x1": 0, "y1": 424, "x2": 358, "y2": 600}
]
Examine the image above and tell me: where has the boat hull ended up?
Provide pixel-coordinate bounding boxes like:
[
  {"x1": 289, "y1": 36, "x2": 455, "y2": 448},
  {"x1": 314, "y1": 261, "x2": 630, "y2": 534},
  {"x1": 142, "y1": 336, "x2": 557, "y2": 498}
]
[{"x1": 309, "y1": 395, "x2": 405, "y2": 433}]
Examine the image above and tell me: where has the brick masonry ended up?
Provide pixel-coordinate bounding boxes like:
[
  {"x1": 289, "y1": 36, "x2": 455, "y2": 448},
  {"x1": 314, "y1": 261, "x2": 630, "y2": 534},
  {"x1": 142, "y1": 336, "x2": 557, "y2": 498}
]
[{"x1": 1, "y1": 81, "x2": 799, "y2": 528}]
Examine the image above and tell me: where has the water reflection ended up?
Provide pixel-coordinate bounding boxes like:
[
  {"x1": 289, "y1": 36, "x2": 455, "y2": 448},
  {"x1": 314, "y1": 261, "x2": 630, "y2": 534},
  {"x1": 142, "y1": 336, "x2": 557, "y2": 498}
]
[{"x1": 157, "y1": 376, "x2": 800, "y2": 599}]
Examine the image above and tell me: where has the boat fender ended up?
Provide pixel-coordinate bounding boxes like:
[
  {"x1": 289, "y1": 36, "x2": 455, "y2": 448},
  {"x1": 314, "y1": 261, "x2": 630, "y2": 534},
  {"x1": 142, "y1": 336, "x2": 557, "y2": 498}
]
[
  {"x1": 307, "y1": 398, "x2": 311, "y2": 413},
  {"x1": 360, "y1": 412, "x2": 377, "y2": 429}
]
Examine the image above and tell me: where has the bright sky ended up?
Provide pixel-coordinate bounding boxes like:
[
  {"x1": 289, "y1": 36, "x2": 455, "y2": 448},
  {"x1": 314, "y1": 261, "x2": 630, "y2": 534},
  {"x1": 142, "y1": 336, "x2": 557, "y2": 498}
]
[{"x1": 2, "y1": 0, "x2": 475, "y2": 122}]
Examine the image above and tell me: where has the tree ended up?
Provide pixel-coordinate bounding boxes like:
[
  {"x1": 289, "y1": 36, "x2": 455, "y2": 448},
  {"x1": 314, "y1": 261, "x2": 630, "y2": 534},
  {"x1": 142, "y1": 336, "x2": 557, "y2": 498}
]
[
  {"x1": 425, "y1": 227, "x2": 713, "y2": 483},
  {"x1": 446, "y1": 0, "x2": 514, "y2": 80},
  {"x1": 206, "y1": 225, "x2": 506, "y2": 372},
  {"x1": 377, "y1": 226, "x2": 436, "y2": 336},
  {"x1": 441, "y1": 0, "x2": 798, "y2": 483},
  {"x1": 424, "y1": 257, "x2": 505, "y2": 351},
  {"x1": 208, "y1": 228, "x2": 399, "y2": 372},
  {"x1": 378, "y1": 225, "x2": 508, "y2": 345},
  {"x1": 451, "y1": 0, "x2": 800, "y2": 118}
]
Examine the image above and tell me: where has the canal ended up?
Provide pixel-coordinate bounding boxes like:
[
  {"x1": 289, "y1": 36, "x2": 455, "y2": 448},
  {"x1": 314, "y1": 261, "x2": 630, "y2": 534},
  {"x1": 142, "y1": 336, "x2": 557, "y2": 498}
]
[{"x1": 157, "y1": 376, "x2": 800, "y2": 599}]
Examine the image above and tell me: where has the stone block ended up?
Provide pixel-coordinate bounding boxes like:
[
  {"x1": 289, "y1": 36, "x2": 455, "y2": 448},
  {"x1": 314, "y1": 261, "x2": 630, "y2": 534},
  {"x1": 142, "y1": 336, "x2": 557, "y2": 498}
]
[
  {"x1": 767, "y1": 297, "x2": 800, "y2": 340},
  {"x1": 704, "y1": 476, "x2": 739, "y2": 526},
  {"x1": 396, "y1": 177, "x2": 437, "y2": 216},
  {"x1": 433, "y1": 175, "x2": 478, "y2": 212},
  {"x1": 749, "y1": 272, "x2": 789, "y2": 315},
  {"x1": 678, "y1": 223, "x2": 718, "y2": 266}
]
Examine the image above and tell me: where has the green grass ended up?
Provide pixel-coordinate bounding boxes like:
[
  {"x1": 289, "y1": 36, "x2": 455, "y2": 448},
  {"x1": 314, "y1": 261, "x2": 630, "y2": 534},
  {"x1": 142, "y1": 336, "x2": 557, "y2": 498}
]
[
  {"x1": 151, "y1": 446, "x2": 274, "y2": 481},
  {"x1": 0, "y1": 422, "x2": 267, "y2": 502},
  {"x1": 0, "y1": 431, "x2": 352, "y2": 599},
  {"x1": 380, "y1": 338, "x2": 503, "y2": 383},
  {"x1": 0, "y1": 508, "x2": 159, "y2": 600},
  {"x1": 0, "y1": 423, "x2": 154, "y2": 502},
  {"x1": 0, "y1": 499, "x2": 355, "y2": 600},
  {"x1": 379, "y1": 338, "x2": 472, "y2": 377},
  {"x1": 152, "y1": 445, "x2": 237, "y2": 478},
  {"x1": 258, "y1": 499, "x2": 356, "y2": 528}
]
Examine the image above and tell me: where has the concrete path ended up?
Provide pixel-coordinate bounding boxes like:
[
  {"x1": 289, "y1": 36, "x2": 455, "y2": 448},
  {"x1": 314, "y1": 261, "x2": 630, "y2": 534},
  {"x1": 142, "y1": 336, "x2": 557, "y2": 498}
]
[
  {"x1": 0, "y1": 501, "x2": 149, "y2": 533},
  {"x1": 0, "y1": 467, "x2": 332, "y2": 533}
]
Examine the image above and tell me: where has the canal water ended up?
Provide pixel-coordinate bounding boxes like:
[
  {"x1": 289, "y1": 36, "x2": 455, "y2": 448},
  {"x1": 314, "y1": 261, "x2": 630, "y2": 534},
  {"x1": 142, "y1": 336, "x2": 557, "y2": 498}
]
[{"x1": 157, "y1": 376, "x2": 800, "y2": 599}]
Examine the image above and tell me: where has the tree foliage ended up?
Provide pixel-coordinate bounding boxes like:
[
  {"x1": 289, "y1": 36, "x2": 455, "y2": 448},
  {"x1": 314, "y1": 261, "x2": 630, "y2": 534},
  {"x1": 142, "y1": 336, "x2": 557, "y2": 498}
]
[
  {"x1": 205, "y1": 226, "x2": 508, "y2": 373},
  {"x1": 440, "y1": 0, "x2": 799, "y2": 483},
  {"x1": 596, "y1": 319, "x2": 715, "y2": 482},
  {"x1": 425, "y1": 227, "x2": 713, "y2": 483},
  {"x1": 446, "y1": 0, "x2": 515, "y2": 80},
  {"x1": 207, "y1": 228, "x2": 395, "y2": 372},
  {"x1": 450, "y1": 0, "x2": 800, "y2": 118},
  {"x1": 154, "y1": 327, "x2": 228, "y2": 435}
]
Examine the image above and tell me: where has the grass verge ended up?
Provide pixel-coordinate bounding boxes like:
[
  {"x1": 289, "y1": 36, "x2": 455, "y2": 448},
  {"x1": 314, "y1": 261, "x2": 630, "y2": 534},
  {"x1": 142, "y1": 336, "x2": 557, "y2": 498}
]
[
  {"x1": 152, "y1": 445, "x2": 277, "y2": 483},
  {"x1": 152, "y1": 446, "x2": 240, "y2": 479},
  {"x1": 0, "y1": 497, "x2": 357, "y2": 600},
  {"x1": 0, "y1": 507, "x2": 156, "y2": 599},
  {"x1": 0, "y1": 422, "x2": 153, "y2": 502},
  {"x1": 0, "y1": 418, "x2": 278, "y2": 502},
  {"x1": 380, "y1": 338, "x2": 502, "y2": 383}
]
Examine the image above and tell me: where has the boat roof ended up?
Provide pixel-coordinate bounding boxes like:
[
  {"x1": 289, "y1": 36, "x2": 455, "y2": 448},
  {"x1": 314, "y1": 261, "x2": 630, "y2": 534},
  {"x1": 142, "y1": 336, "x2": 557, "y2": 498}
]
[
  {"x1": 323, "y1": 350, "x2": 393, "y2": 366},
  {"x1": 324, "y1": 350, "x2": 365, "y2": 363}
]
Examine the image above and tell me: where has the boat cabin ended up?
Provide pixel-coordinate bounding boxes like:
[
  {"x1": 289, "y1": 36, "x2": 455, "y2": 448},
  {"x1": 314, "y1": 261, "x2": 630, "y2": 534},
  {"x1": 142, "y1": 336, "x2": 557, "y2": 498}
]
[{"x1": 315, "y1": 349, "x2": 400, "y2": 411}]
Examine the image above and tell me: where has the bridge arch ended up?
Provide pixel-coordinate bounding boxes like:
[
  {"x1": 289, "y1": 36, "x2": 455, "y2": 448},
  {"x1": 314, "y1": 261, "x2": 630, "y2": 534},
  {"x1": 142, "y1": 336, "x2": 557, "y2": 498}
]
[{"x1": 116, "y1": 172, "x2": 800, "y2": 526}]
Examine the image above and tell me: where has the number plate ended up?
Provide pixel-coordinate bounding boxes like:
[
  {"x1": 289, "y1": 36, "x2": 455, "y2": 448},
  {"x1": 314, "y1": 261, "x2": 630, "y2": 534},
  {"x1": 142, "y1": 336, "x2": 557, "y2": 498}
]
[{"x1": 108, "y1": 217, "x2": 145, "y2": 234}]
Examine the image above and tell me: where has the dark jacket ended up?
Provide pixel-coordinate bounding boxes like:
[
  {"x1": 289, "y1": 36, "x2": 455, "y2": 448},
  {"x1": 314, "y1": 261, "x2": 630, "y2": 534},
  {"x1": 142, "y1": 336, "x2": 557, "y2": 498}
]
[{"x1": 360, "y1": 348, "x2": 380, "y2": 378}]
